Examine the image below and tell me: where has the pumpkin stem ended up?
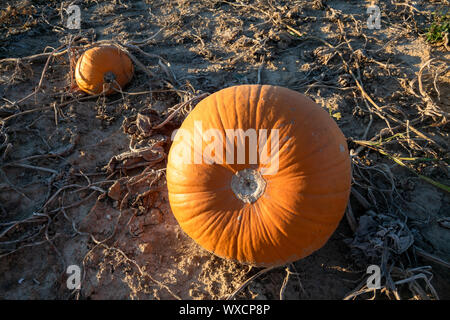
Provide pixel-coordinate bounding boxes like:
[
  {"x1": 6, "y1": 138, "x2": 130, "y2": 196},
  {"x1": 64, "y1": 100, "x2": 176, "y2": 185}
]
[
  {"x1": 103, "y1": 71, "x2": 116, "y2": 83},
  {"x1": 231, "y1": 169, "x2": 266, "y2": 204}
]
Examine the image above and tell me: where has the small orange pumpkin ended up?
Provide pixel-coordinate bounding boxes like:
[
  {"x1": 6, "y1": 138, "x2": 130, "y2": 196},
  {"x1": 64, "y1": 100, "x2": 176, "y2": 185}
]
[
  {"x1": 75, "y1": 45, "x2": 133, "y2": 95},
  {"x1": 166, "y1": 84, "x2": 351, "y2": 267}
]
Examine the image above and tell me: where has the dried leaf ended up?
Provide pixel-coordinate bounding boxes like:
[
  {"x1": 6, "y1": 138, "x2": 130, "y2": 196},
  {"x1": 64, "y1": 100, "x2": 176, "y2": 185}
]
[
  {"x1": 438, "y1": 218, "x2": 450, "y2": 229},
  {"x1": 108, "y1": 180, "x2": 124, "y2": 201},
  {"x1": 136, "y1": 113, "x2": 153, "y2": 136}
]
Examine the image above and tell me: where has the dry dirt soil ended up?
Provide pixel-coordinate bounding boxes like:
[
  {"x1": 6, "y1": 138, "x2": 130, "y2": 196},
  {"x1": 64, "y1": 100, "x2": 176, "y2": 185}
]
[{"x1": 0, "y1": 0, "x2": 449, "y2": 300}]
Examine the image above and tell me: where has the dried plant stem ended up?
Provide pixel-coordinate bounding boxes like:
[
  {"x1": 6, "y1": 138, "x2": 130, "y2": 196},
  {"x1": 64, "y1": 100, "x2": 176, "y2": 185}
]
[
  {"x1": 2, "y1": 163, "x2": 58, "y2": 175},
  {"x1": 153, "y1": 93, "x2": 209, "y2": 129},
  {"x1": 279, "y1": 266, "x2": 291, "y2": 300},
  {"x1": 351, "y1": 188, "x2": 372, "y2": 210},
  {"x1": 227, "y1": 266, "x2": 277, "y2": 300},
  {"x1": 288, "y1": 24, "x2": 444, "y2": 153},
  {"x1": 0, "y1": 48, "x2": 69, "y2": 64},
  {"x1": 345, "y1": 201, "x2": 358, "y2": 233},
  {"x1": 93, "y1": 241, "x2": 182, "y2": 300},
  {"x1": 1, "y1": 93, "x2": 102, "y2": 124},
  {"x1": 12, "y1": 44, "x2": 66, "y2": 106},
  {"x1": 414, "y1": 246, "x2": 450, "y2": 269}
]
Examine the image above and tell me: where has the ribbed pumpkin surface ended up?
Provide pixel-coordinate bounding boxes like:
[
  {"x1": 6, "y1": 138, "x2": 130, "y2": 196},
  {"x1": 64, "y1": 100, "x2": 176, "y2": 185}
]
[
  {"x1": 166, "y1": 84, "x2": 351, "y2": 266},
  {"x1": 75, "y1": 45, "x2": 133, "y2": 95}
]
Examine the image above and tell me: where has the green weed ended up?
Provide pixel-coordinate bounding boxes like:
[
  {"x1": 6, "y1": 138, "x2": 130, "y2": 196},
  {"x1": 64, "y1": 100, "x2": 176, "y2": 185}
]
[{"x1": 425, "y1": 10, "x2": 449, "y2": 44}]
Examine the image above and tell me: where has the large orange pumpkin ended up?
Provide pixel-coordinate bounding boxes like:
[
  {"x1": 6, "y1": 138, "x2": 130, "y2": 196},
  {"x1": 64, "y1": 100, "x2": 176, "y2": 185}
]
[
  {"x1": 75, "y1": 45, "x2": 133, "y2": 95},
  {"x1": 166, "y1": 84, "x2": 351, "y2": 266}
]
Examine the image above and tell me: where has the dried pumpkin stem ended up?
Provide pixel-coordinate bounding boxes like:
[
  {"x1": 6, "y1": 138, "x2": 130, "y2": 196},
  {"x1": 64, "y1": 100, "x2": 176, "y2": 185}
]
[
  {"x1": 103, "y1": 71, "x2": 116, "y2": 83},
  {"x1": 231, "y1": 169, "x2": 266, "y2": 204}
]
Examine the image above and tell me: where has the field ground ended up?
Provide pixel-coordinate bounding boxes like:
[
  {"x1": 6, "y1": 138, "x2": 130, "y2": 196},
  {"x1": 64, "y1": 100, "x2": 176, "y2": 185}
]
[{"x1": 0, "y1": 0, "x2": 449, "y2": 299}]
